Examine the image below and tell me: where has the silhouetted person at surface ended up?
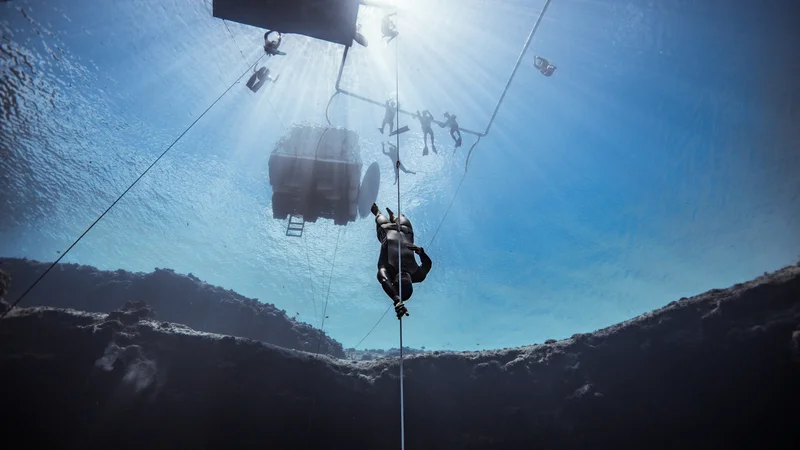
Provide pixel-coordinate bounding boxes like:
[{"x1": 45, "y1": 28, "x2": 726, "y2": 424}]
[
  {"x1": 383, "y1": 142, "x2": 416, "y2": 184},
  {"x1": 246, "y1": 66, "x2": 278, "y2": 93},
  {"x1": 379, "y1": 98, "x2": 397, "y2": 135},
  {"x1": 439, "y1": 112, "x2": 462, "y2": 151},
  {"x1": 264, "y1": 30, "x2": 285, "y2": 56},
  {"x1": 381, "y1": 12, "x2": 398, "y2": 45},
  {"x1": 533, "y1": 55, "x2": 556, "y2": 77},
  {"x1": 371, "y1": 202, "x2": 432, "y2": 319},
  {"x1": 414, "y1": 109, "x2": 436, "y2": 155}
]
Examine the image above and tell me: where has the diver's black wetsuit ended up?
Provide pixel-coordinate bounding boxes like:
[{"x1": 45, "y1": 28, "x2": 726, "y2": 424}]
[
  {"x1": 441, "y1": 113, "x2": 462, "y2": 150},
  {"x1": 534, "y1": 56, "x2": 556, "y2": 76},
  {"x1": 416, "y1": 110, "x2": 436, "y2": 154},
  {"x1": 264, "y1": 30, "x2": 283, "y2": 56},
  {"x1": 373, "y1": 206, "x2": 432, "y2": 317},
  {"x1": 379, "y1": 100, "x2": 396, "y2": 134},
  {"x1": 381, "y1": 13, "x2": 399, "y2": 43}
]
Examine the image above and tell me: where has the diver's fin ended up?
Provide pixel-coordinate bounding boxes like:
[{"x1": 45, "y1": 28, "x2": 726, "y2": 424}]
[{"x1": 389, "y1": 125, "x2": 410, "y2": 136}]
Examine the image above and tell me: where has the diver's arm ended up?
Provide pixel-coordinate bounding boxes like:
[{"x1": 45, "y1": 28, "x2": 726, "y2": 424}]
[{"x1": 411, "y1": 248, "x2": 432, "y2": 283}]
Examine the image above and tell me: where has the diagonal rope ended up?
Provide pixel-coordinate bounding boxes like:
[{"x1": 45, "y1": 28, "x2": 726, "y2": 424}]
[
  {"x1": 223, "y1": 19, "x2": 287, "y2": 131},
  {"x1": 223, "y1": 19, "x2": 248, "y2": 63},
  {"x1": 1, "y1": 53, "x2": 266, "y2": 320}
]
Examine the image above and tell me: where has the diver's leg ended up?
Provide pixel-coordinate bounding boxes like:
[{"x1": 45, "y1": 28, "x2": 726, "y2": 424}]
[
  {"x1": 377, "y1": 266, "x2": 401, "y2": 303},
  {"x1": 399, "y1": 163, "x2": 415, "y2": 174}
]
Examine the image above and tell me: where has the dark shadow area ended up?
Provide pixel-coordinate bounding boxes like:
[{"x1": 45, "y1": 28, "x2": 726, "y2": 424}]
[
  {"x1": 1, "y1": 260, "x2": 798, "y2": 449},
  {"x1": 0, "y1": 257, "x2": 344, "y2": 357}
]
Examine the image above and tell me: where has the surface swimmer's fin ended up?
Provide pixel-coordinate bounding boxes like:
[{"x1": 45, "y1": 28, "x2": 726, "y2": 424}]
[{"x1": 389, "y1": 125, "x2": 410, "y2": 137}]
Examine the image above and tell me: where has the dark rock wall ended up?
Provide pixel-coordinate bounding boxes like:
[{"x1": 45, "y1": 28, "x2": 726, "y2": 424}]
[
  {"x1": 0, "y1": 257, "x2": 344, "y2": 357},
  {"x1": 0, "y1": 263, "x2": 798, "y2": 449}
]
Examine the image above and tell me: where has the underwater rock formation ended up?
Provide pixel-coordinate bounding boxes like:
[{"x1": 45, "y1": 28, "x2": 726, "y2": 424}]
[
  {"x1": 0, "y1": 258, "x2": 344, "y2": 357},
  {"x1": 1, "y1": 263, "x2": 798, "y2": 449}
]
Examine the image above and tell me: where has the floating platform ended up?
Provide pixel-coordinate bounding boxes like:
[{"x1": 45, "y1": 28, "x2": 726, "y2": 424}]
[
  {"x1": 268, "y1": 125, "x2": 379, "y2": 227},
  {"x1": 213, "y1": 0, "x2": 360, "y2": 47}
]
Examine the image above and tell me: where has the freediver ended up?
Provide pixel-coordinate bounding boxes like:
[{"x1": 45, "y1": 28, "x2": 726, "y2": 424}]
[
  {"x1": 439, "y1": 112, "x2": 462, "y2": 152},
  {"x1": 378, "y1": 98, "x2": 397, "y2": 135},
  {"x1": 383, "y1": 142, "x2": 416, "y2": 184},
  {"x1": 245, "y1": 66, "x2": 278, "y2": 93},
  {"x1": 381, "y1": 12, "x2": 399, "y2": 46},
  {"x1": 533, "y1": 55, "x2": 556, "y2": 77},
  {"x1": 264, "y1": 30, "x2": 285, "y2": 56},
  {"x1": 370, "y1": 202, "x2": 432, "y2": 319},
  {"x1": 413, "y1": 109, "x2": 437, "y2": 155}
]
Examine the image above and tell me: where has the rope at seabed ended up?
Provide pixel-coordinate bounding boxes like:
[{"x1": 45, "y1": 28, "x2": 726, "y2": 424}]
[{"x1": 0, "y1": 53, "x2": 267, "y2": 321}]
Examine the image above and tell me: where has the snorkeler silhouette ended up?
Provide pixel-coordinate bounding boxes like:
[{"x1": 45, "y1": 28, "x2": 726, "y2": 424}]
[
  {"x1": 413, "y1": 110, "x2": 437, "y2": 155},
  {"x1": 379, "y1": 98, "x2": 397, "y2": 135},
  {"x1": 533, "y1": 55, "x2": 556, "y2": 77},
  {"x1": 245, "y1": 66, "x2": 278, "y2": 93},
  {"x1": 381, "y1": 12, "x2": 398, "y2": 46},
  {"x1": 383, "y1": 142, "x2": 416, "y2": 184},
  {"x1": 371, "y1": 202, "x2": 432, "y2": 319},
  {"x1": 264, "y1": 30, "x2": 285, "y2": 56},
  {"x1": 439, "y1": 112, "x2": 462, "y2": 151}
]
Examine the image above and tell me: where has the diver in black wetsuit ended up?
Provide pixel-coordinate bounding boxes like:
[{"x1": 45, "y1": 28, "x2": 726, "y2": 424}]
[
  {"x1": 371, "y1": 203, "x2": 432, "y2": 319},
  {"x1": 414, "y1": 110, "x2": 437, "y2": 155},
  {"x1": 246, "y1": 66, "x2": 278, "y2": 93},
  {"x1": 533, "y1": 55, "x2": 556, "y2": 77},
  {"x1": 383, "y1": 142, "x2": 416, "y2": 184},
  {"x1": 264, "y1": 30, "x2": 284, "y2": 56},
  {"x1": 440, "y1": 112, "x2": 462, "y2": 151},
  {"x1": 379, "y1": 98, "x2": 397, "y2": 135},
  {"x1": 381, "y1": 12, "x2": 399, "y2": 45}
]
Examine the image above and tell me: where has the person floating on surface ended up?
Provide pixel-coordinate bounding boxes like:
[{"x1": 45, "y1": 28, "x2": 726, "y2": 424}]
[
  {"x1": 264, "y1": 30, "x2": 285, "y2": 56},
  {"x1": 533, "y1": 55, "x2": 556, "y2": 77},
  {"x1": 439, "y1": 112, "x2": 462, "y2": 151},
  {"x1": 383, "y1": 142, "x2": 416, "y2": 184},
  {"x1": 381, "y1": 12, "x2": 399, "y2": 46},
  {"x1": 378, "y1": 98, "x2": 397, "y2": 135},
  {"x1": 414, "y1": 109, "x2": 436, "y2": 155},
  {"x1": 245, "y1": 66, "x2": 278, "y2": 93},
  {"x1": 371, "y1": 202, "x2": 432, "y2": 319}
]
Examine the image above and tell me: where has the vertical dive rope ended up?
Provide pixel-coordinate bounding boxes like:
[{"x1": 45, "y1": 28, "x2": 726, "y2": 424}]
[
  {"x1": 351, "y1": 0, "x2": 556, "y2": 356},
  {"x1": 394, "y1": 10, "x2": 406, "y2": 450}
]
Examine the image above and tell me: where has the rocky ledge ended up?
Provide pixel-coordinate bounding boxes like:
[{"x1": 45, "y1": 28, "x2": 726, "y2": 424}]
[
  {"x1": 0, "y1": 257, "x2": 343, "y2": 357},
  {"x1": 0, "y1": 263, "x2": 798, "y2": 449}
]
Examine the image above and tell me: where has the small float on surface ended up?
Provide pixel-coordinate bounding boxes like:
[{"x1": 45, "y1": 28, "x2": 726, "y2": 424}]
[{"x1": 268, "y1": 125, "x2": 380, "y2": 236}]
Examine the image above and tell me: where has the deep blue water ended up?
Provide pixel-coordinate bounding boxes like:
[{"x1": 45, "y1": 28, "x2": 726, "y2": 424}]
[{"x1": 1, "y1": 0, "x2": 798, "y2": 351}]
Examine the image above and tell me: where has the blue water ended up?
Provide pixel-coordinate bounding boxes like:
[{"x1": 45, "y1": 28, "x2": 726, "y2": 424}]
[{"x1": 1, "y1": 0, "x2": 798, "y2": 351}]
